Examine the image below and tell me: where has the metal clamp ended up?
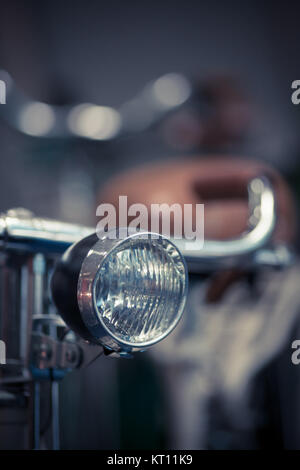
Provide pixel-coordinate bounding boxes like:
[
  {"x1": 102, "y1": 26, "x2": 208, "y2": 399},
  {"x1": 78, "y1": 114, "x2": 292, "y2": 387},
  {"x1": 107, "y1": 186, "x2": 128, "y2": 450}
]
[{"x1": 31, "y1": 332, "x2": 82, "y2": 371}]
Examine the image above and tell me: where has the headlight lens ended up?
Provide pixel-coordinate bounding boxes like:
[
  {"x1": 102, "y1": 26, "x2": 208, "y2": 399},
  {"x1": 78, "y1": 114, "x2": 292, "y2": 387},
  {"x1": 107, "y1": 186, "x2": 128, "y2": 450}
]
[{"x1": 93, "y1": 236, "x2": 187, "y2": 347}]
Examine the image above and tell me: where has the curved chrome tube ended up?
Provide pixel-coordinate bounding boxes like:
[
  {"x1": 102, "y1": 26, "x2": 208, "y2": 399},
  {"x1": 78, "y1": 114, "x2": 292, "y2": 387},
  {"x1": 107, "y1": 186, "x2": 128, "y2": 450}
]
[
  {"x1": 0, "y1": 177, "x2": 291, "y2": 271},
  {"x1": 174, "y1": 176, "x2": 277, "y2": 271}
]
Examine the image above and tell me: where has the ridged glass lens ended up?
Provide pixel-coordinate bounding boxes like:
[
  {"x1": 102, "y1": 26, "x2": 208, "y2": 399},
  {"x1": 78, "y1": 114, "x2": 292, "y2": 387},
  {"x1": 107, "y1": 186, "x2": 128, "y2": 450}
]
[{"x1": 93, "y1": 236, "x2": 187, "y2": 346}]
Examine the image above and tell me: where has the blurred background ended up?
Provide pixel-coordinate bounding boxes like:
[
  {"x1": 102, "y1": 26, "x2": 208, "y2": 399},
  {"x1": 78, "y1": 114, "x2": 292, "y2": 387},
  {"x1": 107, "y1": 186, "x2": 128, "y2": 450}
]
[{"x1": 1, "y1": 0, "x2": 300, "y2": 450}]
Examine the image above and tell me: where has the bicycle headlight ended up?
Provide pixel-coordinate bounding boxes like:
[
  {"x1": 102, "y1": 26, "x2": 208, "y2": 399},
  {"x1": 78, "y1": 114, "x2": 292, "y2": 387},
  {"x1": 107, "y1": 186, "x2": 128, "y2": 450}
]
[{"x1": 51, "y1": 231, "x2": 187, "y2": 354}]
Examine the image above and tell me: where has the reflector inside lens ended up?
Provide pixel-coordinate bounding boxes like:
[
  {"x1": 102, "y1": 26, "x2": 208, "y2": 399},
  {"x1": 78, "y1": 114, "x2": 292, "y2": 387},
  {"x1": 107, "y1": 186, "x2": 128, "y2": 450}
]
[{"x1": 93, "y1": 236, "x2": 187, "y2": 346}]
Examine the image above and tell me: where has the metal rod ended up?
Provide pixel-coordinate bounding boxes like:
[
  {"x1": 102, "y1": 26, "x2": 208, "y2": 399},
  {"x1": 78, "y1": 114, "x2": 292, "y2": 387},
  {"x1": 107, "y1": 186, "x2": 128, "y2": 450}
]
[
  {"x1": 33, "y1": 381, "x2": 40, "y2": 450},
  {"x1": 51, "y1": 381, "x2": 60, "y2": 450}
]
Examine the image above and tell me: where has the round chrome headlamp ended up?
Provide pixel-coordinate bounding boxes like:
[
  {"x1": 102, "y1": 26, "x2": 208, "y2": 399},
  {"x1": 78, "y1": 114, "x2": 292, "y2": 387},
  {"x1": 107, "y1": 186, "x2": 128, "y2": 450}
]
[{"x1": 51, "y1": 230, "x2": 188, "y2": 354}]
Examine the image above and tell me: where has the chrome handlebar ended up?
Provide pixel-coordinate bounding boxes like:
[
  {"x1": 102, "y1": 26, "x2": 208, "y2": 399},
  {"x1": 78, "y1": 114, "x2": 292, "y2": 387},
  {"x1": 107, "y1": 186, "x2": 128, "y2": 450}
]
[
  {"x1": 0, "y1": 70, "x2": 192, "y2": 140},
  {"x1": 0, "y1": 177, "x2": 293, "y2": 271}
]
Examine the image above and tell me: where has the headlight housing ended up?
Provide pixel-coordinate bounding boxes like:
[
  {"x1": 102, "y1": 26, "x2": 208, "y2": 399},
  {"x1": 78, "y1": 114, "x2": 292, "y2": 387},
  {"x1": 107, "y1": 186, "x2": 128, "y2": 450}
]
[{"x1": 51, "y1": 230, "x2": 188, "y2": 354}]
